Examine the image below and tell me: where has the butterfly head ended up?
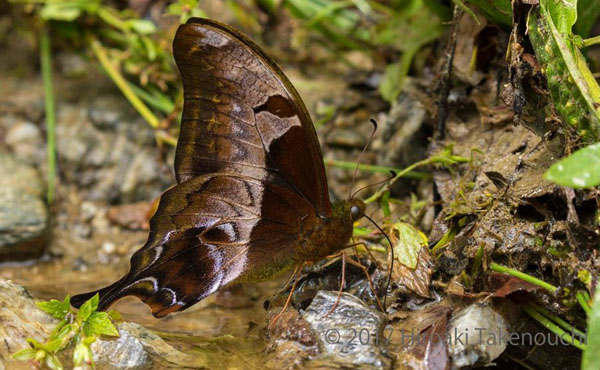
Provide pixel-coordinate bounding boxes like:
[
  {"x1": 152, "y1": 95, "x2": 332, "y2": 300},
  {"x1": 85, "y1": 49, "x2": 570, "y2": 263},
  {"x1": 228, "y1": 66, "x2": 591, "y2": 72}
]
[{"x1": 348, "y1": 198, "x2": 366, "y2": 222}]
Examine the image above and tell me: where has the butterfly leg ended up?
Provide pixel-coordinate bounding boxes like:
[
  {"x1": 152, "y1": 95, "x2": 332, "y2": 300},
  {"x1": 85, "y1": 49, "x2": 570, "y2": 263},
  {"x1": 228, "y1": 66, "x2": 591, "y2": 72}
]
[
  {"x1": 268, "y1": 262, "x2": 305, "y2": 329},
  {"x1": 346, "y1": 239, "x2": 384, "y2": 271},
  {"x1": 323, "y1": 251, "x2": 347, "y2": 318},
  {"x1": 345, "y1": 252, "x2": 386, "y2": 312}
]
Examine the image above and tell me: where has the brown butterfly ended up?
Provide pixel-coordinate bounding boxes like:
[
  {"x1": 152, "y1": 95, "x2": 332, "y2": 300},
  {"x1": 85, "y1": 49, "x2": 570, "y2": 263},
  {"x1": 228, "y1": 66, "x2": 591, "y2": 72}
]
[{"x1": 71, "y1": 18, "x2": 366, "y2": 318}]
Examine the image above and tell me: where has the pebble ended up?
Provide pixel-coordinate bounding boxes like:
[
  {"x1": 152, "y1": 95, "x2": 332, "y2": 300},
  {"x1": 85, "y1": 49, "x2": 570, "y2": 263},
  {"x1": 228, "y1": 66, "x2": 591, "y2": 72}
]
[
  {"x1": 447, "y1": 303, "x2": 509, "y2": 369},
  {"x1": 5, "y1": 120, "x2": 44, "y2": 164}
]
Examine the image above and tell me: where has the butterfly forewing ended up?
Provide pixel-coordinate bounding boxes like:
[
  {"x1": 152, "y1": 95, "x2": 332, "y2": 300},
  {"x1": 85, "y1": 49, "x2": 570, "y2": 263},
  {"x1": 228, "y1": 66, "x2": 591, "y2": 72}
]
[{"x1": 174, "y1": 18, "x2": 331, "y2": 217}]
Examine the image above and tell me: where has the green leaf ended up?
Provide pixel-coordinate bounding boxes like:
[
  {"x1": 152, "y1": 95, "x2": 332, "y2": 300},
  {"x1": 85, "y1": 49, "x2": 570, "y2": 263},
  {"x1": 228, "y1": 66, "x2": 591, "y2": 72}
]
[
  {"x1": 543, "y1": 0, "x2": 577, "y2": 35},
  {"x1": 77, "y1": 293, "x2": 99, "y2": 323},
  {"x1": 27, "y1": 338, "x2": 46, "y2": 350},
  {"x1": 73, "y1": 341, "x2": 87, "y2": 367},
  {"x1": 379, "y1": 53, "x2": 413, "y2": 103},
  {"x1": 83, "y1": 311, "x2": 119, "y2": 337},
  {"x1": 36, "y1": 296, "x2": 71, "y2": 320},
  {"x1": 44, "y1": 338, "x2": 64, "y2": 353},
  {"x1": 544, "y1": 143, "x2": 600, "y2": 188},
  {"x1": 391, "y1": 222, "x2": 428, "y2": 269},
  {"x1": 141, "y1": 36, "x2": 157, "y2": 61},
  {"x1": 40, "y1": 3, "x2": 82, "y2": 21},
  {"x1": 45, "y1": 354, "x2": 63, "y2": 370},
  {"x1": 12, "y1": 348, "x2": 37, "y2": 361},
  {"x1": 126, "y1": 19, "x2": 158, "y2": 35},
  {"x1": 73, "y1": 340, "x2": 94, "y2": 367},
  {"x1": 51, "y1": 322, "x2": 72, "y2": 342},
  {"x1": 582, "y1": 286, "x2": 600, "y2": 369}
]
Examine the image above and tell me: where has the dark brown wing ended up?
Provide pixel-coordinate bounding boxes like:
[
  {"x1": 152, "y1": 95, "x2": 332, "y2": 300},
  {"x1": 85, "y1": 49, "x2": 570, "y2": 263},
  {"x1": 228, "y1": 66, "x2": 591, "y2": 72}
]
[
  {"x1": 173, "y1": 18, "x2": 331, "y2": 217},
  {"x1": 72, "y1": 174, "x2": 317, "y2": 317},
  {"x1": 72, "y1": 18, "x2": 331, "y2": 316}
]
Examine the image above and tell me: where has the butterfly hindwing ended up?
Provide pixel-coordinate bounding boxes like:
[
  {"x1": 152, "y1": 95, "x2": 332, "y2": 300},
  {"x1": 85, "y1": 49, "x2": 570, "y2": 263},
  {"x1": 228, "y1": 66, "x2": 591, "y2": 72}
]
[{"x1": 72, "y1": 174, "x2": 316, "y2": 316}]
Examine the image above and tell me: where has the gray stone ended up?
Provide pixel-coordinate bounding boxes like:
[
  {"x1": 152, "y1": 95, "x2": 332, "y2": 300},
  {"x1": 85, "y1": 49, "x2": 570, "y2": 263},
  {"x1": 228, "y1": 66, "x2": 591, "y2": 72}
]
[
  {"x1": 447, "y1": 302, "x2": 509, "y2": 369},
  {"x1": 0, "y1": 152, "x2": 48, "y2": 261},
  {"x1": 302, "y1": 291, "x2": 391, "y2": 369}
]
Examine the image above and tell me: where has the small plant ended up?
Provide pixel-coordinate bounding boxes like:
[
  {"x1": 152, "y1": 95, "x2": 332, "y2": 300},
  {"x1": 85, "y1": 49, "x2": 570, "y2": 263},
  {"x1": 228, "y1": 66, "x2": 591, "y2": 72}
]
[{"x1": 12, "y1": 294, "x2": 120, "y2": 370}]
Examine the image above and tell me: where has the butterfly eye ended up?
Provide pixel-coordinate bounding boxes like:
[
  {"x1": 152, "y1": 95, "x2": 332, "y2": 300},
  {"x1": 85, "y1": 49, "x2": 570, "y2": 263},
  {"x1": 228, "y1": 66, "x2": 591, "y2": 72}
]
[{"x1": 350, "y1": 205, "x2": 362, "y2": 221}]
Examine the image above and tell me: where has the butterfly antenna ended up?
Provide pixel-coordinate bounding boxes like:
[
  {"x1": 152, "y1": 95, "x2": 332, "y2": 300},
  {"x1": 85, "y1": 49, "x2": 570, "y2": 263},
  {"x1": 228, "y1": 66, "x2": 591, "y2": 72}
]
[
  {"x1": 363, "y1": 213, "x2": 394, "y2": 311},
  {"x1": 348, "y1": 119, "x2": 378, "y2": 200},
  {"x1": 351, "y1": 170, "x2": 396, "y2": 200}
]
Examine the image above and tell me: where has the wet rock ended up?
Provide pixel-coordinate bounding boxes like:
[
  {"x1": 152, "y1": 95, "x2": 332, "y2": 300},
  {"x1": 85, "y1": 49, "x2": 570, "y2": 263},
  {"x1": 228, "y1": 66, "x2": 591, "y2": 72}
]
[
  {"x1": 302, "y1": 291, "x2": 391, "y2": 369},
  {"x1": 0, "y1": 152, "x2": 48, "y2": 261},
  {"x1": 447, "y1": 302, "x2": 509, "y2": 369}
]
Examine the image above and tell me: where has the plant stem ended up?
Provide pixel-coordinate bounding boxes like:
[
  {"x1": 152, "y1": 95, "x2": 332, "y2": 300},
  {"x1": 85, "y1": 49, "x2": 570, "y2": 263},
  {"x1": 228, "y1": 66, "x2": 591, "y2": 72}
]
[
  {"x1": 527, "y1": 303, "x2": 587, "y2": 338},
  {"x1": 364, "y1": 157, "x2": 437, "y2": 203},
  {"x1": 87, "y1": 35, "x2": 160, "y2": 130},
  {"x1": 325, "y1": 159, "x2": 430, "y2": 179},
  {"x1": 490, "y1": 262, "x2": 557, "y2": 293},
  {"x1": 40, "y1": 25, "x2": 56, "y2": 204},
  {"x1": 582, "y1": 35, "x2": 600, "y2": 48},
  {"x1": 522, "y1": 304, "x2": 586, "y2": 350},
  {"x1": 155, "y1": 131, "x2": 178, "y2": 147},
  {"x1": 577, "y1": 290, "x2": 592, "y2": 315}
]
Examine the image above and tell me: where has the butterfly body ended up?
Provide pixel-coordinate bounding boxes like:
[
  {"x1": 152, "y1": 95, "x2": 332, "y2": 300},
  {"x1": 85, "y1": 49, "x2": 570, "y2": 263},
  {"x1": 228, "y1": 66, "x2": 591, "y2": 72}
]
[{"x1": 71, "y1": 18, "x2": 364, "y2": 318}]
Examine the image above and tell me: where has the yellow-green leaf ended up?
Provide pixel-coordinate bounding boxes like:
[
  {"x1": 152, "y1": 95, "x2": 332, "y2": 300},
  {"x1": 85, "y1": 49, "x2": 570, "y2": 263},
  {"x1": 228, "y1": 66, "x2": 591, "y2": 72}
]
[
  {"x1": 391, "y1": 222, "x2": 428, "y2": 269},
  {"x1": 12, "y1": 348, "x2": 36, "y2": 361},
  {"x1": 36, "y1": 296, "x2": 70, "y2": 320},
  {"x1": 76, "y1": 293, "x2": 99, "y2": 323},
  {"x1": 83, "y1": 311, "x2": 119, "y2": 337}
]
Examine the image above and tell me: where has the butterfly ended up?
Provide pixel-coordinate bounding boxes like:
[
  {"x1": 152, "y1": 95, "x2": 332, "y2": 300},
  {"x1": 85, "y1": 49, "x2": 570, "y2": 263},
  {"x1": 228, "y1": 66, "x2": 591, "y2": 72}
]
[{"x1": 71, "y1": 18, "x2": 366, "y2": 318}]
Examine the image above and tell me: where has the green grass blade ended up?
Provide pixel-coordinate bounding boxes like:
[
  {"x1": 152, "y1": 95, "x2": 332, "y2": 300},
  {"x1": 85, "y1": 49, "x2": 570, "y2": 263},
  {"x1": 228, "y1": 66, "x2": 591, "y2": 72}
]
[{"x1": 40, "y1": 25, "x2": 56, "y2": 204}]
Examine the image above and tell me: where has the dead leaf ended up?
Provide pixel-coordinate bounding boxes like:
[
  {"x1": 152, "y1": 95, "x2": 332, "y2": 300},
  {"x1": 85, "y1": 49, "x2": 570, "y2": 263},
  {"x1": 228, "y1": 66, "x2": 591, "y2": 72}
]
[{"x1": 393, "y1": 247, "x2": 435, "y2": 298}]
